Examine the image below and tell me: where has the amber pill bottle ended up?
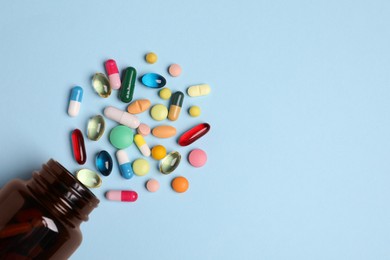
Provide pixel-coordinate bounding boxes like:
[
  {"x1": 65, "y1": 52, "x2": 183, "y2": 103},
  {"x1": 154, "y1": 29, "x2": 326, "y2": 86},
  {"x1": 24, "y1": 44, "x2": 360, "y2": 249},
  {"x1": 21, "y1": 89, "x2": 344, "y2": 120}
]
[{"x1": 0, "y1": 159, "x2": 99, "y2": 260}]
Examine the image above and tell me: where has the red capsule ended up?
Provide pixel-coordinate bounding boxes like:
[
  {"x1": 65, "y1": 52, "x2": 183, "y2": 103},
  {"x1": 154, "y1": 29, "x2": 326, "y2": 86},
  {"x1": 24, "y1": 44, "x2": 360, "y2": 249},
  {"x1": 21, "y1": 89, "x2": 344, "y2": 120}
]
[
  {"x1": 178, "y1": 123, "x2": 210, "y2": 146},
  {"x1": 71, "y1": 129, "x2": 87, "y2": 165}
]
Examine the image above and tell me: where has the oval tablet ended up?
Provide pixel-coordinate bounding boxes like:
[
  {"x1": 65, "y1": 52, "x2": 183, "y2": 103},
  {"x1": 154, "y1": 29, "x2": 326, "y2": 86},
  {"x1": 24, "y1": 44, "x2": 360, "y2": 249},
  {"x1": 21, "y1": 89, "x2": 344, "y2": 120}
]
[
  {"x1": 127, "y1": 99, "x2": 151, "y2": 114},
  {"x1": 152, "y1": 125, "x2": 177, "y2": 138},
  {"x1": 187, "y1": 84, "x2": 211, "y2": 97}
]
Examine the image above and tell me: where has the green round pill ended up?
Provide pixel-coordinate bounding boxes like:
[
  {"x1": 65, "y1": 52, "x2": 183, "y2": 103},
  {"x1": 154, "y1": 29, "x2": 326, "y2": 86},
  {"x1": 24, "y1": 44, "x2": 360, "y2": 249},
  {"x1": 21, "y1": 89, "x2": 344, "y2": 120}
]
[
  {"x1": 109, "y1": 125, "x2": 134, "y2": 149},
  {"x1": 133, "y1": 158, "x2": 150, "y2": 176}
]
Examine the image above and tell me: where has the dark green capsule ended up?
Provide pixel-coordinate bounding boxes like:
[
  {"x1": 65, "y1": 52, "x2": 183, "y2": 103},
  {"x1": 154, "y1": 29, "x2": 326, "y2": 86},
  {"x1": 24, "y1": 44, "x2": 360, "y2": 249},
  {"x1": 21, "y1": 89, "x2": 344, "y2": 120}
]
[{"x1": 119, "y1": 67, "x2": 137, "y2": 103}]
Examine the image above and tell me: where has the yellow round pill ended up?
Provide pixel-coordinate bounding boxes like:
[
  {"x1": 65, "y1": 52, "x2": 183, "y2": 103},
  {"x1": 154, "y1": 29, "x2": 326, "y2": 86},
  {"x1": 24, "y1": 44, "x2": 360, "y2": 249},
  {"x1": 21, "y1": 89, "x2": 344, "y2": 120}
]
[
  {"x1": 159, "y1": 88, "x2": 172, "y2": 100},
  {"x1": 151, "y1": 145, "x2": 167, "y2": 160},
  {"x1": 189, "y1": 106, "x2": 201, "y2": 117},
  {"x1": 145, "y1": 52, "x2": 158, "y2": 64},
  {"x1": 150, "y1": 104, "x2": 168, "y2": 121},
  {"x1": 132, "y1": 158, "x2": 150, "y2": 176}
]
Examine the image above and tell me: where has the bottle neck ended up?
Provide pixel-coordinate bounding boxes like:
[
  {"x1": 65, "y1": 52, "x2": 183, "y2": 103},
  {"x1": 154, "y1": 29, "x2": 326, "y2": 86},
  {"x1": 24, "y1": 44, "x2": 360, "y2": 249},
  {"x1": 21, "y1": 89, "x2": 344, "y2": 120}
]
[{"x1": 26, "y1": 159, "x2": 99, "y2": 227}]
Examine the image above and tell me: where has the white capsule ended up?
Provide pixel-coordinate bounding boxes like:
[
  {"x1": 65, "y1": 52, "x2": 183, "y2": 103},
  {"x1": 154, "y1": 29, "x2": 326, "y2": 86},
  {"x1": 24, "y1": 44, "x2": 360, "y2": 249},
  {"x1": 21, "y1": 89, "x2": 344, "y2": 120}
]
[
  {"x1": 104, "y1": 106, "x2": 140, "y2": 129},
  {"x1": 68, "y1": 86, "x2": 83, "y2": 117},
  {"x1": 134, "y1": 134, "x2": 151, "y2": 157}
]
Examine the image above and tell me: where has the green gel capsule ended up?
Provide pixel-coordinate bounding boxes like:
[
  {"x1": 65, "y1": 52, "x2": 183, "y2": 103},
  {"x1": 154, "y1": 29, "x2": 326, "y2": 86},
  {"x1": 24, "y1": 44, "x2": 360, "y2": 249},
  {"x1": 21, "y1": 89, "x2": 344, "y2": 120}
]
[
  {"x1": 92, "y1": 73, "x2": 112, "y2": 98},
  {"x1": 87, "y1": 115, "x2": 105, "y2": 141},
  {"x1": 76, "y1": 169, "x2": 102, "y2": 188},
  {"x1": 119, "y1": 67, "x2": 137, "y2": 103},
  {"x1": 159, "y1": 151, "x2": 181, "y2": 174}
]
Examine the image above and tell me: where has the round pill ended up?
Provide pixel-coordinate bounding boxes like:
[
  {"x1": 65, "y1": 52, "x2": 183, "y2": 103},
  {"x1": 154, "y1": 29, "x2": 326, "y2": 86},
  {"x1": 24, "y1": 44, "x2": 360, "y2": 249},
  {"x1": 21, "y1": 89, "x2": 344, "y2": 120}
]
[
  {"x1": 133, "y1": 158, "x2": 150, "y2": 176},
  {"x1": 145, "y1": 52, "x2": 158, "y2": 64},
  {"x1": 109, "y1": 125, "x2": 134, "y2": 149},
  {"x1": 137, "y1": 123, "x2": 151, "y2": 136},
  {"x1": 150, "y1": 104, "x2": 168, "y2": 121},
  {"x1": 151, "y1": 145, "x2": 167, "y2": 160},
  {"x1": 146, "y1": 179, "x2": 160, "y2": 192},
  {"x1": 188, "y1": 149, "x2": 207, "y2": 167},
  {"x1": 168, "y1": 64, "x2": 182, "y2": 77},
  {"x1": 189, "y1": 106, "x2": 201, "y2": 117},
  {"x1": 171, "y1": 176, "x2": 189, "y2": 193},
  {"x1": 159, "y1": 88, "x2": 172, "y2": 100}
]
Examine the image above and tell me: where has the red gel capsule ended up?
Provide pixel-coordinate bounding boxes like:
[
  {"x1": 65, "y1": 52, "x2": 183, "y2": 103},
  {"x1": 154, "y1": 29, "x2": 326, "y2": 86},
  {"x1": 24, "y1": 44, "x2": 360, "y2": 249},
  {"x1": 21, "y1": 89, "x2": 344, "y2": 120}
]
[
  {"x1": 178, "y1": 123, "x2": 210, "y2": 146},
  {"x1": 71, "y1": 129, "x2": 87, "y2": 165}
]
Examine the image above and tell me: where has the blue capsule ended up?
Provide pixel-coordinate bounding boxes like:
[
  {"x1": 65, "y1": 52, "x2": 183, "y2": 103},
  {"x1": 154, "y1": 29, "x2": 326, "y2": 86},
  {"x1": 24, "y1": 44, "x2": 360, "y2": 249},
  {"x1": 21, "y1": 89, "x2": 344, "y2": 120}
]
[
  {"x1": 68, "y1": 86, "x2": 83, "y2": 117},
  {"x1": 116, "y1": 150, "x2": 134, "y2": 179},
  {"x1": 141, "y1": 73, "x2": 166, "y2": 88},
  {"x1": 95, "y1": 150, "x2": 113, "y2": 176}
]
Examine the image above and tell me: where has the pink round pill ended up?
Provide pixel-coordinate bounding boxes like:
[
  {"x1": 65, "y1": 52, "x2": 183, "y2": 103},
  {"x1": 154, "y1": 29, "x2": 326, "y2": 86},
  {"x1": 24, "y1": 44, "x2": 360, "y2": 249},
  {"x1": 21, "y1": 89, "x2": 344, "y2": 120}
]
[
  {"x1": 137, "y1": 123, "x2": 151, "y2": 136},
  {"x1": 146, "y1": 179, "x2": 160, "y2": 192},
  {"x1": 168, "y1": 64, "x2": 182, "y2": 77},
  {"x1": 188, "y1": 149, "x2": 207, "y2": 167}
]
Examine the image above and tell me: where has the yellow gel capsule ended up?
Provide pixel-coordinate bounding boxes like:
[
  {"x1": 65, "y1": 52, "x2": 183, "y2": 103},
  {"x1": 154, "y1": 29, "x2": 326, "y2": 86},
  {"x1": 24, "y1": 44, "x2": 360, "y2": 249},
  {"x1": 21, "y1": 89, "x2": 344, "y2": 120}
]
[
  {"x1": 187, "y1": 84, "x2": 211, "y2": 97},
  {"x1": 134, "y1": 134, "x2": 151, "y2": 157},
  {"x1": 189, "y1": 106, "x2": 201, "y2": 117}
]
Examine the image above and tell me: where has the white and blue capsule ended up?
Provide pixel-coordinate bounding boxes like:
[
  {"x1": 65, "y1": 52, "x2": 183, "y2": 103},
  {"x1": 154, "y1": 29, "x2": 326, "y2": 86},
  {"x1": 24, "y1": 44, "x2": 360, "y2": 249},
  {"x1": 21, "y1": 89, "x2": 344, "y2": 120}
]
[
  {"x1": 116, "y1": 150, "x2": 133, "y2": 179},
  {"x1": 68, "y1": 86, "x2": 83, "y2": 117}
]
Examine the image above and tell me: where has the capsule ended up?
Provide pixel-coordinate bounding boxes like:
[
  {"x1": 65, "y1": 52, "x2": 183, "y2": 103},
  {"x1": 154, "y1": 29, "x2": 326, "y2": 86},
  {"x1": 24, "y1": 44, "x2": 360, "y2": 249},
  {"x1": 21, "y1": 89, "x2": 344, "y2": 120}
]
[
  {"x1": 116, "y1": 150, "x2": 134, "y2": 179},
  {"x1": 168, "y1": 91, "x2": 184, "y2": 121},
  {"x1": 76, "y1": 169, "x2": 102, "y2": 188},
  {"x1": 95, "y1": 150, "x2": 113, "y2": 176},
  {"x1": 104, "y1": 106, "x2": 140, "y2": 129},
  {"x1": 92, "y1": 73, "x2": 112, "y2": 98},
  {"x1": 87, "y1": 115, "x2": 105, "y2": 141},
  {"x1": 68, "y1": 86, "x2": 83, "y2": 117},
  {"x1": 105, "y1": 59, "x2": 121, "y2": 90},
  {"x1": 71, "y1": 129, "x2": 87, "y2": 164},
  {"x1": 187, "y1": 84, "x2": 211, "y2": 97},
  {"x1": 159, "y1": 151, "x2": 181, "y2": 174},
  {"x1": 119, "y1": 67, "x2": 137, "y2": 103},
  {"x1": 106, "y1": 190, "x2": 138, "y2": 202},
  {"x1": 134, "y1": 134, "x2": 151, "y2": 157},
  {"x1": 178, "y1": 123, "x2": 210, "y2": 146},
  {"x1": 141, "y1": 73, "x2": 166, "y2": 88}
]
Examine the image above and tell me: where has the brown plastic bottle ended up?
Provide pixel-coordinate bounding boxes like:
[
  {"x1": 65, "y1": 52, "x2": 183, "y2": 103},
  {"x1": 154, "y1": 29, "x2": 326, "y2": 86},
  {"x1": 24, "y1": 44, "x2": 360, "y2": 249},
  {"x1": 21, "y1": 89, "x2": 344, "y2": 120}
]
[{"x1": 0, "y1": 159, "x2": 99, "y2": 260}]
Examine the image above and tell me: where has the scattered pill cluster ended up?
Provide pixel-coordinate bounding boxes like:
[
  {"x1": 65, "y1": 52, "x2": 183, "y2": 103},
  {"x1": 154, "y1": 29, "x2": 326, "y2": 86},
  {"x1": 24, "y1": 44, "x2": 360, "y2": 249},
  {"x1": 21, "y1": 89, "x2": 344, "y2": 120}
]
[{"x1": 67, "y1": 53, "x2": 211, "y2": 202}]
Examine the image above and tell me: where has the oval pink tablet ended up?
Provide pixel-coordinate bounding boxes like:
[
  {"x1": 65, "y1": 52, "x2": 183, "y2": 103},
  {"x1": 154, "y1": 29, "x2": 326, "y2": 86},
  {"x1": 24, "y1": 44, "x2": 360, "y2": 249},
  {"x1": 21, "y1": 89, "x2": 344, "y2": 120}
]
[
  {"x1": 137, "y1": 123, "x2": 151, "y2": 136},
  {"x1": 146, "y1": 179, "x2": 160, "y2": 192},
  {"x1": 168, "y1": 64, "x2": 182, "y2": 77},
  {"x1": 188, "y1": 149, "x2": 207, "y2": 167}
]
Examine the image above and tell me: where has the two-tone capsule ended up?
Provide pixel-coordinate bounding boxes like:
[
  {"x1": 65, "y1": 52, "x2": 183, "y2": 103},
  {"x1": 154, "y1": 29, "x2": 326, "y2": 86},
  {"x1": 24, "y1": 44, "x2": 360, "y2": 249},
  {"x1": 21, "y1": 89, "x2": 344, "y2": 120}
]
[
  {"x1": 104, "y1": 106, "x2": 140, "y2": 129},
  {"x1": 134, "y1": 134, "x2": 151, "y2": 157},
  {"x1": 168, "y1": 91, "x2": 184, "y2": 121},
  {"x1": 116, "y1": 150, "x2": 133, "y2": 179},
  {"x1": 119, "y1": 67, "x2": 137, "y2": 103},
  {"x1": 106, "y1": 190, "x2": 138, "y2": 202},
  {"x1": 105, "y1": 59, "x2": 121, "y2": 90},
  {"x1": 68, "y1": 86, "x2": 83, "y2": 117}
]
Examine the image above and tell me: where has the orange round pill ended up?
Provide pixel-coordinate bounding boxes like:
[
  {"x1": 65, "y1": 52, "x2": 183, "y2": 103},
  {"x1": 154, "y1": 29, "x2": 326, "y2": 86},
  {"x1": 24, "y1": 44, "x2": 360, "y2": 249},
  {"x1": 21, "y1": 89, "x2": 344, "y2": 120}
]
[{"x1": 171, "y1": 176, "x2": 189, "y2": 193}]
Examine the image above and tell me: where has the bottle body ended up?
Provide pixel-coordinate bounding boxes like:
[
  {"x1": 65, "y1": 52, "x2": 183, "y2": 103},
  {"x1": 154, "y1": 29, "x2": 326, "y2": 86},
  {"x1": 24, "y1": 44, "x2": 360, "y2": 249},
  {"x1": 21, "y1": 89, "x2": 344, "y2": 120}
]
[{"x1": 0, "y1": 160, "x2": 99, "y2": 260}]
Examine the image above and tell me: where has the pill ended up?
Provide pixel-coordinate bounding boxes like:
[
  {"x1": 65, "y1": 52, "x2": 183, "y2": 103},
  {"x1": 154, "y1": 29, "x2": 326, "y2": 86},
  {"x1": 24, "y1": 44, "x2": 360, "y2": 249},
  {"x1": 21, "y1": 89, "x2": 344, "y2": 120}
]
[
  {"x1": 76, "y1": 169, "x2": 102, "y2": 188},
  {"x1": 145, "y1": 52, "x2": 158, "y2": 64},
  {"x1": 134, "y1": 134, "x2": 151, "y2": 157},
  {"x1": 150, "y1": 104, "x2": 168, "y2": 121},
  {"x1": 95, "y1": 150, "x2": 113, "y2": 176},
  {"x1": 151, "y1": 145, "x2": 167, "y2": 160},
  {"x1": 137, "y1": 123, "x2": 151, "y2": 136},
  {"x1": 168, "y1": 91, "x2": 184, "y2": 121},
  {"x1": 92, "y1": 73, "x2": 112, "y2": 98},
  {"x1": 141, "y1": 73, "x2": 166, "y2": 88},
  {"x1": 159, "y1": 88, "x2": 172, "y2": 100},
  {"x1": 105, "y1": 59, "x2": 121, "y2": 90},
  {"x1": 146, "y1": 179, "x2": 160, "y2": 192},
  {"x1": 159, "y1": 151, "x2": 181, "y2": 174},
  {"x1": 106, "y1": 190, "x2": 138, "y2": 202},
  {"x1": 109, "y1": 125, "x2": 134, "y2": 149},
  {"x1": 178, "y1": 123, "x2": 210, "y2": 146},
  {"x1": 116, "y1": 150, "x2": 134, "y2": 179},
  {"x1": 68, "y1": 86, "x2": 83, "y2": 117},
  {"x1": 127, "y1": 99, "x2": 151, "y2": 114},
  {"x1": 188, "y1": 149, "x2": 207, "y2": 167},
  {"x1": 71, "y1": 129, "x2": 87, "y2": 165},
  {"x1": 104, "y1": 106, "x2": 140, "y2": 129},
  {"x1": 171, "y1": 176, "x2": 189, "y2": 193},
  {"x1": 188, "y1": 106, "x2": 201, "y2": 117},
  {"x1": 119, "y1": 67, "x2": 137, "y2": 103},
  {"x1": 87, "y1": 115, "x2": 105, "y2": 141},
  {"x1": 133, "y1": 158, "x2": 150, "y2": 176},
  {"x1": 152, "y1": 125, "x2": 177, "y2": 138},
  {"x1": 187, "y1": 84, "x2": 211, "y2": 97},
  {"x1": 168, "y1": 64, "x2": 182, "y2": 77}
]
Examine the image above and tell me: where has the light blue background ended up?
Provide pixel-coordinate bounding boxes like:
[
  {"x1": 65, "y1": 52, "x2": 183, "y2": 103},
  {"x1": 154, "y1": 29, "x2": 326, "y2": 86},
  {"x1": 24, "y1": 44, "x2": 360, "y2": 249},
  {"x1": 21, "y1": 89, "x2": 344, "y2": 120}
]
[{"x1": 1, "y1": 1, "x2": 390, "y2": 259}]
